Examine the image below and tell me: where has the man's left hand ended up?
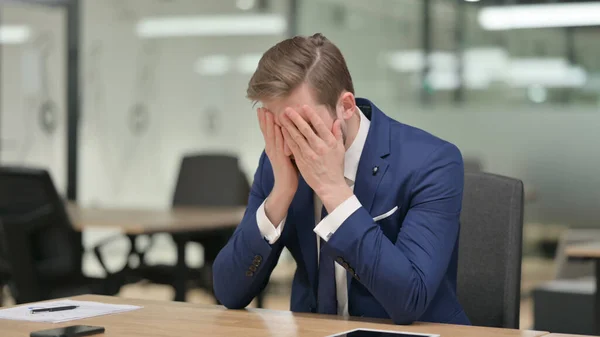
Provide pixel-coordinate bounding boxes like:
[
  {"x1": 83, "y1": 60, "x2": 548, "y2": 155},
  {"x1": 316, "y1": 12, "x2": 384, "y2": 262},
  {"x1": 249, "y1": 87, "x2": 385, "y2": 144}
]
[{"x1": 280, "y1": 105, "x2": 353, "y2": 212}]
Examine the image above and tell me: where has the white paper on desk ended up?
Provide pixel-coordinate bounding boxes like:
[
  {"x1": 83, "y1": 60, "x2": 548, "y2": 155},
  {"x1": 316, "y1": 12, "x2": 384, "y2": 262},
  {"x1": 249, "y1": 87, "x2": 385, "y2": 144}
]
[{"x1": 0, "y1": 299, "x2": 142, "y2": 323}]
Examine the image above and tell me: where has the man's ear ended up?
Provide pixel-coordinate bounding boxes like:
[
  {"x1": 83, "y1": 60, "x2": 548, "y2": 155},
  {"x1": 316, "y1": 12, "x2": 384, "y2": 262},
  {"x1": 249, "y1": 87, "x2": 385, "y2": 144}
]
[{"x1": 338, "y1": 92, "x2": 356, "y2": 121}]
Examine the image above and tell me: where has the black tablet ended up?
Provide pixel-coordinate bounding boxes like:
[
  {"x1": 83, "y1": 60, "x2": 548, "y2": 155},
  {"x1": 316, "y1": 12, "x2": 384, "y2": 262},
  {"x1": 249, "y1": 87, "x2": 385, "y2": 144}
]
[{"x1": 326, "y1": 328, "x2": 439, "y2": 337}]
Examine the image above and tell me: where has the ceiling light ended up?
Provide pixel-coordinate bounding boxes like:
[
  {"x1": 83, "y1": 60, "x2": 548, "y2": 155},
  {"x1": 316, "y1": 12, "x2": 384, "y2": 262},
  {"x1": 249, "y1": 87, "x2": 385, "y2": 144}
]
[
  {"x1": 0, "y1": 25, "x2": 31, "y2": 44},
  {"x1": 507, "y1": 58, "x2": 587, "y2": 88},
  {"x1": 386, "y1": 50, "x2": 457, "y2": 73},
  {"x1": 479, "y1": 3, "x2": 600, "y2": 30},
  {"x1": 137, "y1": 14, "x2": 286, "y2": 38}
]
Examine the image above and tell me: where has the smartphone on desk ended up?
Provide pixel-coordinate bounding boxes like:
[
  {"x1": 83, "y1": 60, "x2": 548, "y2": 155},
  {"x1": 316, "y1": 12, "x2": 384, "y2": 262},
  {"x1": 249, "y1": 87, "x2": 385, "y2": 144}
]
[{"x1": 30, "y1": 325, "x2": 105, "y2": 337}]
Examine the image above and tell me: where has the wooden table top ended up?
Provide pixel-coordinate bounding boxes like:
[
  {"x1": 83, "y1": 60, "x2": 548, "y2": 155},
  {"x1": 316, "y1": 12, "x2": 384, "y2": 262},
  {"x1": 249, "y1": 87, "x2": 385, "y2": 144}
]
[
  {"x1": 67, "y1": 204, "x2": 245, "y2": 234},
  {"x1": 0, "y1": 295, "x2": 548, "y2": 337},
  {"x1": 565, "y1": 242, "x2": 600, "y2": 259}
]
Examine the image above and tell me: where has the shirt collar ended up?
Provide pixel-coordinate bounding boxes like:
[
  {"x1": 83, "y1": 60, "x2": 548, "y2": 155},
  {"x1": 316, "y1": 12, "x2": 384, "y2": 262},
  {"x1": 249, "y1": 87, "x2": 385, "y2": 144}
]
[{"x1": 344, "y1": 107, "x2": 370, "y2": 183}]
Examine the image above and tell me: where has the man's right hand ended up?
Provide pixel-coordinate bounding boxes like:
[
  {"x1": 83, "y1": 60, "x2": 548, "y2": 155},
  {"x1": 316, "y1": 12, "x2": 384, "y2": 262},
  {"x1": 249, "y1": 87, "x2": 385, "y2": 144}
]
[{"x1": 258, "y1": 108, "x2": 298, "y2": 227}]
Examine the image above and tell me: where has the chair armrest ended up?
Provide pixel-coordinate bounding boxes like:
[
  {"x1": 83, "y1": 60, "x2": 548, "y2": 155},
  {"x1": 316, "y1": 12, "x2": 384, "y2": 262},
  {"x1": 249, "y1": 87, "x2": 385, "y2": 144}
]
[{"x1": 91, "y1": 234, "x2": 125, "y2": 276}]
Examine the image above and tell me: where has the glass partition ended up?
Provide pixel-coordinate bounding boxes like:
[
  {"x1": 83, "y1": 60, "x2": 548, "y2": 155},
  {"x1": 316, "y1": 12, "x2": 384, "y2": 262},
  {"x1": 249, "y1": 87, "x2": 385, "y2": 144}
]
[{"x1": 0, "y1": 2, "x2": 67, "y2": 193}]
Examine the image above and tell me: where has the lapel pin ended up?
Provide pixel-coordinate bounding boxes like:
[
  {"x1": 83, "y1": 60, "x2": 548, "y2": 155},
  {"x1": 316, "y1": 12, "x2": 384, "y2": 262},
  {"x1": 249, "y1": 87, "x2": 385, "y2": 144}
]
[{"x1": 372, "y1": 166, "x2": 379, "y2": 176}]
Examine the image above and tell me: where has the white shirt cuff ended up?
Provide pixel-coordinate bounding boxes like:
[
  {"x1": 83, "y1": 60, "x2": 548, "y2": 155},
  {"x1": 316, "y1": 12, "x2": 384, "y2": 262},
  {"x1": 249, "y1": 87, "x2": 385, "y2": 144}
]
[
  {"x1": 256, "y1": 198, "x2": 286, "y2": 244},
  {"x1": 314, "y1": 195, "x2": 362, "y2": 242}
]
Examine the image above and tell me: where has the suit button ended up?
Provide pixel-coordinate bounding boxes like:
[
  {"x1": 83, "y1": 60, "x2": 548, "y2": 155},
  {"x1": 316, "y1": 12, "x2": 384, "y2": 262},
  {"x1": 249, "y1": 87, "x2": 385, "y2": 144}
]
[
  {"x1": 246, "y1": 270, "x2": 254, "y2": 277},
  {"x1": 254, "y1": 255, "x2": 263, "y2": 262},
  {"x1": 249, "y1": 265, "x2": 257, "y2": 272},
  {"x1": 336, "y1": 257, "x2": 344, "y2": 264},
  {"x1": 253, "y1": 260, "x2": 261, "y2": 267}
]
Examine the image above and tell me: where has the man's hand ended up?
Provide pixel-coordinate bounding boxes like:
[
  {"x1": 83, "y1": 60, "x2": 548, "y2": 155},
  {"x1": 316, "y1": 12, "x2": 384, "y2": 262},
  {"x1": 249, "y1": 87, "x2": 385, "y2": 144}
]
[
  {"x1": 280, "y1": 105, "x2": 353, "y2": 213},
  {"x1": 258, "y1": 108, "x2": 298, "y2": 226}
]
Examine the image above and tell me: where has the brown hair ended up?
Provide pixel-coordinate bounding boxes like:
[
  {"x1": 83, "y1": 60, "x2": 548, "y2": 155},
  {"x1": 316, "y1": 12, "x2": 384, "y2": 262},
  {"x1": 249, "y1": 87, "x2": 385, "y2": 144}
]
[{"x1": 246, "y1": 33, "x2": 354, "y2": 112}]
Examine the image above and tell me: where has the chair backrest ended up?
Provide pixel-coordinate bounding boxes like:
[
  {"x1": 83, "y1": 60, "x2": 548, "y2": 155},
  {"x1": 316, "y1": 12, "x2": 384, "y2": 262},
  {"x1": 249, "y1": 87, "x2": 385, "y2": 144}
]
[
  {"x1": 457, "y1": 172, "x2": 524, "y2": 328},
  {"x1": 0, "y1": 166, "x2": 83, "y2": 303},
  {"x1": 172, "y1": 154, "x2": 250, "y2": 207},
  {"x1": 0, "y1": 219, "x2": 11, "y2": 282},
  {"x1": 463, "y1": 157, "x2": 484, "y2": 173}
]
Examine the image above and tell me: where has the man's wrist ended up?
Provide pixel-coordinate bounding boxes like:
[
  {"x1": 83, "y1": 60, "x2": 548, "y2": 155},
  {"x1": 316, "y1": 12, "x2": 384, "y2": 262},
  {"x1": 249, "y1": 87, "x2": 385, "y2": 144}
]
[
  {"x1": 318, "y1": 184, "x2": 354, "y2": 213},
  {"x1": 271, "y1": 184, "x2": 296, "y2": 203}
]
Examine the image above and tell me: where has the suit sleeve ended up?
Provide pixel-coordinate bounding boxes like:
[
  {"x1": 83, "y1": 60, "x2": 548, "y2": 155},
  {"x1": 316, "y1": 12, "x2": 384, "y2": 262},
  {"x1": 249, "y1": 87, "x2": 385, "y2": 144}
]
[
  {"x1": 322, "y1": 143, "x2": 464, "y2": 324},
  {"x1": 213, "y1": 151, "x2": 285, "y2": 309}
]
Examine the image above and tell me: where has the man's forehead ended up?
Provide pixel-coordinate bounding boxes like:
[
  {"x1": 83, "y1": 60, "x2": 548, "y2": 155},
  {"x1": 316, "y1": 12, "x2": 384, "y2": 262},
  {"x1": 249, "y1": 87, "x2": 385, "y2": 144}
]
[
  {"x1": 262, "y1": 100, "x2": 310, "y2": 114},
  {"x1": 262, "y1": 106, "x2": 314, "y2": 123}
]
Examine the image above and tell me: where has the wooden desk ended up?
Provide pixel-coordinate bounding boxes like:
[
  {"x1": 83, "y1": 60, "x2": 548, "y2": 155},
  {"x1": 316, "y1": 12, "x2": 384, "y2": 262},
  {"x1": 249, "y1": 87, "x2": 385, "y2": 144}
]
[
  {"x1": 566, "y1": 242, "x2": 600, "y2": 335},
  {"x1": 67, "y1": 204, "x2": 246, "y2": 235},
  {"x1": 1, "y1": 295, "x2": 548, "y2": 337},
  {"x1": 565, "y1": 242, "x2": 600, "y2": 260},
  {"x1": 67, "y1": 205, "x2": 245, "y2": 301}
]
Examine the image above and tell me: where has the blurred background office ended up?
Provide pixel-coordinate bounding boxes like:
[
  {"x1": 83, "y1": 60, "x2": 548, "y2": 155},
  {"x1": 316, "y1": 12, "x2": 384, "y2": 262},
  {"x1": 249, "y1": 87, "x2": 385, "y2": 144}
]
[{"x1": 1, "y1": 0, "x2": 599, "y2": 334}]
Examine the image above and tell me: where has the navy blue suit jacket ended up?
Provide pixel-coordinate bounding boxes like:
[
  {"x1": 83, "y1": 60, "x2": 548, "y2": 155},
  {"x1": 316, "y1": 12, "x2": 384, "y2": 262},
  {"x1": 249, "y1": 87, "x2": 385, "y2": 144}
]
[{"x1": 213, "y1": 98, "x2": 470, "y2": 325}]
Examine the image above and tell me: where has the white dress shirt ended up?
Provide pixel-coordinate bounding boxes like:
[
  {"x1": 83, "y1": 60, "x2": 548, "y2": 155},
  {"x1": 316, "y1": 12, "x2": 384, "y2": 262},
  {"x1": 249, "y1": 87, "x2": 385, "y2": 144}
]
[{"x1": 256, "y1": 107, "x2": 370, "y2": 316}]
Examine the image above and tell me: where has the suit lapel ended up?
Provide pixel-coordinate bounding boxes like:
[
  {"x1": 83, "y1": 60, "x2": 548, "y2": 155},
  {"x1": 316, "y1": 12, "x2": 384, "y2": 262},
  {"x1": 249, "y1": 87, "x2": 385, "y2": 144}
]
[
  {"x1": 293, "y1": 176, "x2": 318, "y2": 295},
  {"x1": 353, "y1": 98, "x2": 391, "y2": 214},
  {"x1": 354, "y1": 154, "x2": 389, "y2": 214}
]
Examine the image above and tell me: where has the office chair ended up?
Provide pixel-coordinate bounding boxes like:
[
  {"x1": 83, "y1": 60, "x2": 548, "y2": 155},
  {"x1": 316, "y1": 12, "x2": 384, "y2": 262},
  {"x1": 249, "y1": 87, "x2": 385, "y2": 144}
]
[
  {"x1": 463, "y1": 157, "x2": 483, "y2": 173},
  {"x1": 171, "y1": 154, "x2": 249, "y2": 258},
  {"x1": 138, "y1": 154, "x2": 255, "y2": 302},
  {"x1": 0, "y1": 221, "x2": 11, "y2": 306},
  {"x1": 457, "y1": 172, "x2": 524, "y2": 328},
  {"x1": 0, "y1": 166, "x2": 125, "y2": 304}
]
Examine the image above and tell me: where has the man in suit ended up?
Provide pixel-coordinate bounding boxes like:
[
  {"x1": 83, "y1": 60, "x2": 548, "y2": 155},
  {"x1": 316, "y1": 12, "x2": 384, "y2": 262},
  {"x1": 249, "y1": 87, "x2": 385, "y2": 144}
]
[{"x1": 213, "y1": 33, "x2": 470, "y2": 325}]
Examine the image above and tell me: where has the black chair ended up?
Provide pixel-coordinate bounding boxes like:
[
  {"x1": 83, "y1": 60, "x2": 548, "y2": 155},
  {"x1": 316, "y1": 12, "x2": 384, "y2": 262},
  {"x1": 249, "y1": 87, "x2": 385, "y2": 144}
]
[
  {"x1": 0, "y1": 166, "x2": 125, "y2": 304},
  {"x1": 138, "y1": 154, "x2": 252, "y2": 303},
  {"x1": 172, "y1": 154, "x2": 249, "y2": 267},
  {"x1": 0, "y1": 221, "x2": 11, "y2": 306},
  {"x1": 457, "y1": 172, "x2": 524, "y2": 328}
]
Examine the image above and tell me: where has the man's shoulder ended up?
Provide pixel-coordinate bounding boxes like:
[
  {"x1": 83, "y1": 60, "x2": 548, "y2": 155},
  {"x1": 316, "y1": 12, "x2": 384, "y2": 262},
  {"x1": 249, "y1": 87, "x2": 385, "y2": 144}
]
[{"x1": 383, "y1": 113, "x2": 462, "y2": 168}]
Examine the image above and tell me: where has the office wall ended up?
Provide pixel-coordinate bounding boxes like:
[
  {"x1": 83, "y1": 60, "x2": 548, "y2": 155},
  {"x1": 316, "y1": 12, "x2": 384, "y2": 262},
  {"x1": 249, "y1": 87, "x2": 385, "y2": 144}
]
[
  {"x1": 0, "y1": 3, "x2": 66, "y2": 193},
  {"x1": 2, "y1": 0, "x2": 599, "y2": 229},
  {"x1": 79, "y1": 0, "x2": 288, "y2": 208},
  {"x1": 298, "y1": 0, "x2": 600, "y2": 227}
]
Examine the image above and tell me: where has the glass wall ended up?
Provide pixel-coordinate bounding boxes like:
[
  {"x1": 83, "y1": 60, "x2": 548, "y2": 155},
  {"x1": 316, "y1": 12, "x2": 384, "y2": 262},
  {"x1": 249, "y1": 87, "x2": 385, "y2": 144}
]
[
  {"x1": 299, "y1": 0, "x2": 600, "y2": 231},
  {"x1": 79, "y1": 0, "x2": 289, "y2": 208},
  {"x1": 0, "y1": 2, "x2": 67, "y2": 193}
]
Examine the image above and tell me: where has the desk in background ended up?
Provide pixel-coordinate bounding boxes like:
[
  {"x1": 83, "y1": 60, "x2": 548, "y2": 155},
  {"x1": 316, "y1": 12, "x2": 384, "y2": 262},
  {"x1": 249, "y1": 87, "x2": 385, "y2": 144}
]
[
  {"x1": 67, "y1": 204, "x2": 245, "y2": 234},
  {"x1": 565, "y1": 242, "x2": 600, "y2": 335},
  {"x1": 1, "y1": 295, "x2": 548, "y2": 337},
  {"x1": 68, "y1": 205, "x2": 245, "y2": 301}
]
